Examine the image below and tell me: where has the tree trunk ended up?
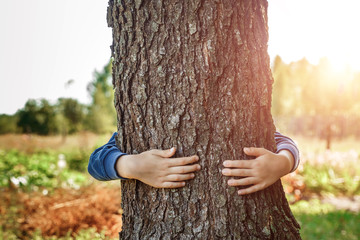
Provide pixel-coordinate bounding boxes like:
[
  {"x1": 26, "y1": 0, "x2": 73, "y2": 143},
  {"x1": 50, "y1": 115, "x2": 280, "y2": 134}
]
[{"x1": 108, "y1": 0, "x2": 301, "y2": 239}]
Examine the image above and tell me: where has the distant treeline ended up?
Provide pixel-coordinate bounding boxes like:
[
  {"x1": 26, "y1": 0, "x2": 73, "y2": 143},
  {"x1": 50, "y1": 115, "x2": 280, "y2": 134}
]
[
  {"x1": 272, "y1": 56, "x2": 360, "y2": 140},
  {"x1": 0, "y1": 61, "x2": 116, "y2": 135}
]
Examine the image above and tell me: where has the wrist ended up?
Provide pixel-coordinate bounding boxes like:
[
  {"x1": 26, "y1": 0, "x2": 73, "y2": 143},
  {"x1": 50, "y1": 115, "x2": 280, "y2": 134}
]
[
  {"x1": 277, "y1": 150, "x2": 294, "y2": 175},
  {"x1": 116, "y1": 154, "x2": 136, "y2": 179}
]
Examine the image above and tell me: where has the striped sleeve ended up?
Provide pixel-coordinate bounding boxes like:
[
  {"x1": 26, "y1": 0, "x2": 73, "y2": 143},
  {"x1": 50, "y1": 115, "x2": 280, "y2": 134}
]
[{"x1": 274, "y1": 132, "x2": 300, "y2": 172}]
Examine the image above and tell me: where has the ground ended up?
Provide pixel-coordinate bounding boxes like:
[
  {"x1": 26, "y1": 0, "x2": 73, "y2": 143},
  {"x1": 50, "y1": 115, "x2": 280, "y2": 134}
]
[{"x1": 0, "y1": 133, "x2": 359, "y2": 239}]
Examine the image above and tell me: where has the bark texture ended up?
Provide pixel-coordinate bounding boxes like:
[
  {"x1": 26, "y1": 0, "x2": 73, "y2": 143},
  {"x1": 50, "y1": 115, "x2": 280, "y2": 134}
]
[{"x1": 108, "y1": 0, "x2": 301, "y2": 239}]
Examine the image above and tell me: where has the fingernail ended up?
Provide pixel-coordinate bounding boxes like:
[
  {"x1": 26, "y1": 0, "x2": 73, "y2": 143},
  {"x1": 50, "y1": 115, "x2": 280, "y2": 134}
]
[
  {"x1": 222, "y1": 169, "x2": 228, "y2": 175},
  {"x1": 197, "y1": 164, "x2": 201, "y2": 170},
  {"x1": 244, "y1": 147, "x2": 250, "y2": 152},
  {"x1": 170, "y1": 147, "x2": 175, "y2": 152},
  {"x1": 223, "y1": 161, "x2": 229, "y2": 167},
  {"x1": 228, "y1": 179, "x2": 234, "y2": 185},
  {"x1": 182, "y1": 182, "x2": 186, "y2": 186},
  {"x1": 191, "y1": 173, "x2": 195, "y2": 178},
  {"x1": 238, "y1": 190, "x2": 243, "y2": 195}
]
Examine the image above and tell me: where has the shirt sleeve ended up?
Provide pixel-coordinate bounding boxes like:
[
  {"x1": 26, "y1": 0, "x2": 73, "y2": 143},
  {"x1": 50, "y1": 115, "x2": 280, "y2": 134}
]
[
  {"x1": 88, "y1": 132, "x2": 128, "y2": 181},
  {"x1": 274, "y1": 132, "x2": 300, "y2": 172}
]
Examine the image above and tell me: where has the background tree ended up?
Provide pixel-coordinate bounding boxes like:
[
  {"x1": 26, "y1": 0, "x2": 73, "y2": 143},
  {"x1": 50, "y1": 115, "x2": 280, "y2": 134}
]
[
  {"x1": 0, "y1": 114, "x2": 19, "y2": 134},
  {"x1": 17, "y1": 99, "x2": 58, "y2": 135},
  {"x1": 86, "y1": 60, "x2": 117, "y2": 134},
  {"x1": 271, "y1": 55, "x2": 290, "y2": 117},
  {"x1": 108, "y1": 0, "x2": 300, "y2": 239},
  {"x1": 57, "y1": 98, "x2": 85, "y2": 135}
]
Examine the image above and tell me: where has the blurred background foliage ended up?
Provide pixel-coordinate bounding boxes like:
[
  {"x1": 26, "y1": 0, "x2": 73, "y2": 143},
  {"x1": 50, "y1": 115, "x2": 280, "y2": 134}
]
[{"x1": 272, "y1": 56, "x2": 360, "y2": 149}]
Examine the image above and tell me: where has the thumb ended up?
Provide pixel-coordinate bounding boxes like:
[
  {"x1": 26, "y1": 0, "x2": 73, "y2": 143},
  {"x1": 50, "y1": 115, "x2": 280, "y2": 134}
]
[
  {"x1": 244, "y1": 147, "x2": 269, "y2": 157},
  {"x1": 151, "y1": 147, "x2": 176, "y2": 158}
]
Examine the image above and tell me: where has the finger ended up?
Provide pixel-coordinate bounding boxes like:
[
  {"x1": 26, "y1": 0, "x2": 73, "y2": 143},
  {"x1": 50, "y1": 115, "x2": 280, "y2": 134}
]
[
  {"x1": 164, "y1": 173, "x2": 195, "y2": 182},
  {"x1": 169, "y1": 155, "x2": 199, "y2": 167},
  {"x1": 151, "y1": 147, "x2": 176, "y2": 158},
  {"x1": 169, "y1": 164, "x2": 201, "y2": 174},
  {"x1": 223, "y1": 160, "x2": 252, "y2": 168},
  {"x1": 161, "y1": 181, "x2": 186, "y2": 188},
  {"x1": 238, "y1": 184, "x2": 262, "y2": 195},
  {"x1": 244, "y1": 147, "x2": 269, "y2": 157},
  {"x1": 222, "y1": 168, "x2": 252, "y2": 177},
  {"x1": 227, "y1": 177, "x2": 257, "y2": 187}
]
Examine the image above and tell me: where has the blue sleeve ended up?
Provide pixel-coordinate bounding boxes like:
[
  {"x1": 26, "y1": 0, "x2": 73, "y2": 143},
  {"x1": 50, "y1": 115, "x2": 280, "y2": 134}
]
[
  {"x1": 88, "y1": 132, "x2": 128, "y2": 181},
  {"x1": 274, "y1": 132, "x2": 300, "y2": 172}
]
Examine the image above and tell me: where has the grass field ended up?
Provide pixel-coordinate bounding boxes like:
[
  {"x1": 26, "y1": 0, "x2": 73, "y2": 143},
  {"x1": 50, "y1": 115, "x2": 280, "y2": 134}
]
[
  {"x1": 0, "y1": 132, "x2": 112, "y2": 153},
  {"x1": 0, "y1": 133, "x2": 359, "y2": 239}
]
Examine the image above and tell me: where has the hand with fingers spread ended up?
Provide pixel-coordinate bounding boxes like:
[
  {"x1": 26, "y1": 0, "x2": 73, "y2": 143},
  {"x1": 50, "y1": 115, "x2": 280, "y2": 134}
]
[
  {"x1": 116, "y1": 147, "x2": 201, "y2": 188},
  {"x1": 222, "y1": 147, "x2": 294, "y2": 195}
]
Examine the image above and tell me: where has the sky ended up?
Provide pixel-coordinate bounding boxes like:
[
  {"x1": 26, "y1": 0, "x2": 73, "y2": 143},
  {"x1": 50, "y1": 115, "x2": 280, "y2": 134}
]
[
  {"x1": 268, "y1": 0, "x2": 360, "y2": 71},
  {"x1": 1, "y1": 0, "x2": 360, "y2": 115}
]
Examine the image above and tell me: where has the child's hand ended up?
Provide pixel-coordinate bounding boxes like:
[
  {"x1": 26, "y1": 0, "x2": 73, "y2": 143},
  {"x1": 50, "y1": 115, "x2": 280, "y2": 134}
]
[
  {"x1": 116, "y1": 148, "x2": 201, "y2": 188},
  {"x1": 222, "y1": 147, "x2": 294, "y2": 195}
]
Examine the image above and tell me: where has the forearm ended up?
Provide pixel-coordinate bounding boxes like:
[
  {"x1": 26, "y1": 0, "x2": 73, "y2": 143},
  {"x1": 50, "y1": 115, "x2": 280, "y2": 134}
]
[
  {"x1": 277, "y1": 149, "x2": 294, "y2": 176},
  {"x1": 115, "y1": 154, "x2": 136, "y2": 179},
  {"x1": 275, "y1": 132, "x2": 300, "y2": 172}
]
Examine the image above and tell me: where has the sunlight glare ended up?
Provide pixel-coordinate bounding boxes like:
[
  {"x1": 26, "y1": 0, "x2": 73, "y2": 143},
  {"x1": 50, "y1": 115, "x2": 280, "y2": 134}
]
[{"x1": 268, "y1": 0, "x2": 360, "y2": 72}]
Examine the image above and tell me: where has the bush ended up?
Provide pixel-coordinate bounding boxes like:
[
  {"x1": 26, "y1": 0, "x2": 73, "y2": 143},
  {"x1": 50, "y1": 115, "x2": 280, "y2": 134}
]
[{"x1": 65, "y1": 150, "x2": 90, "y2": 172}]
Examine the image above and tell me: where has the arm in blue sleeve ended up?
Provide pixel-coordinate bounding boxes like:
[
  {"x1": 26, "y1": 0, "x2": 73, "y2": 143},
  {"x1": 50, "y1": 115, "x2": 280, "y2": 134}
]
[
  {"x1": 88, "y1": 132, "x2": 128, "y2": 181},
  {"x1": 274, "y1": 132, "x2": 300, "y2": 172}
]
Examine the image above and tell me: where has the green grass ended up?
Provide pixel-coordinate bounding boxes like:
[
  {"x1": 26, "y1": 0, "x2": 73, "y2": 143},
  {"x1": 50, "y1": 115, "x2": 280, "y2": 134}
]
[
  {"x1": 291, "y1": 199, "x2": 360, "y2": 240},
  {"x1": 0, "y1": 150, "x2": 89, "y2": 191},
  {"x1": 301, "y1": 162, "x2": 360, "y2": 196}
]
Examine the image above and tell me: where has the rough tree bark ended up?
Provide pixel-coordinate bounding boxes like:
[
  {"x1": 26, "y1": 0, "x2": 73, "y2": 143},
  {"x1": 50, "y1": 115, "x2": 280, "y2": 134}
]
[{"x1": 108, "y1": 0, "x2": 301, "y2": 239}]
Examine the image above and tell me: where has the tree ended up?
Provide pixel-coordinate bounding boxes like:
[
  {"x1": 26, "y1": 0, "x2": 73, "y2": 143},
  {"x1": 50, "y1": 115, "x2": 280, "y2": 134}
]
[
  {"x1": 108, "y1": 0, "x2": 300, "y2": 238},
  {"x1": 86, "y1": 60, "x2": 117, "y2": 133},
  {"x1": 17, "y1": 99, "x2": 58, "y2": 135},
  {"x1": 271, "y1": 55, "x2": 289, "y2": 116},
  {"x1": 57, "y1": 98, "x2": 85, "y2": 134},
  {"x1": 0, "y1": 114, "x2": 19, "y2": 134}
]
